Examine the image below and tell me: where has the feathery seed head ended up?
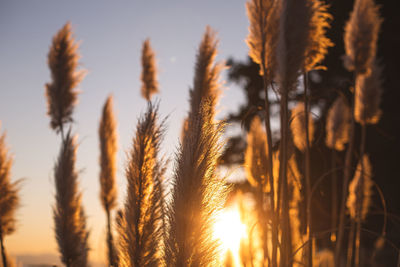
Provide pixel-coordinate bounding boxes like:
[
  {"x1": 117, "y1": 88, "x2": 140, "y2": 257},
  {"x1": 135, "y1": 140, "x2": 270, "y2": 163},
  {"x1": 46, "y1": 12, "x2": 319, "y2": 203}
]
[
  {"x1": 189, "y1": 26, "x2": 223, "y2": 121},
  {"x1": 304, "y1": 0, "x2": 333, "y2": 71},
  {"x1": 0, "y1": 126, "x2": 19, "y2": 236},
  {"x1": 246, "y1": 0, "x2": 279, "y2": 78},
  {"x1": 290, "y1": 103, "x2": 314, "y2": 152},
  {"x1": 346, "y1": 155, "x2": 373, "y2": 221},
  {"x1": 276, "y1": 0, "x2": 310, "y2": 92},
  {"x1": 325, "y1": 96, "x2": 351, "y2": 151},
  {"x1": 343, "y1": 0, "x2": 382, "y2": 75},
  {"x1": 99, "y1": 95, "x2": 118, "y2": 211},
  {"x1": 244, "y1": 116, "x2": 270, "y2": 191},
  {"x1": 53, "y1": 132, "x2": 89, "y2": 267},
  {"x1": 165, "y1": 101, "x2": 229, "y2": 267},
  {"x1": 141, "y1": 39, "x2": 159, "y2": 101},
  {"x1": 118, "y1": 103, "x2": 165, "y2": 267},
  {"x1": 45, "y1": 22, "x2": 86, "y2": 133},
  {"x1": 354, "y1": 62, "x2": 383, "y2": 125}
]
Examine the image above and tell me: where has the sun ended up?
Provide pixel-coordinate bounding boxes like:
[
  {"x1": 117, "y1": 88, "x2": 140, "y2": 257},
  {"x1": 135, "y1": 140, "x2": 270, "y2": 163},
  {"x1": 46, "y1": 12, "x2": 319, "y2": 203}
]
[{"x1": 213, "y1": 204, "x2": 247, "y2": 264}]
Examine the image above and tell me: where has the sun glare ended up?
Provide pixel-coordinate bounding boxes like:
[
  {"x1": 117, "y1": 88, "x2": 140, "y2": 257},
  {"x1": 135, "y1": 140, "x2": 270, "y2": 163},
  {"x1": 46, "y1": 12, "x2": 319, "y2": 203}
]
[{"x1": 213, "y1": 204, "x2": 247, "y2": 264}]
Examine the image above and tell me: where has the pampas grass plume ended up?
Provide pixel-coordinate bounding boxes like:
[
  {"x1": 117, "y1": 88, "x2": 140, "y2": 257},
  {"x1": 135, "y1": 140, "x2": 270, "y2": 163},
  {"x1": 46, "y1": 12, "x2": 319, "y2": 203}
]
[
  {"x1": 117, "y1": 103, "x2": 165, "y2": 267},
  {"x1": 346, "y1": 155, "x2": 373, "y2": 221},
  {"x1": 245, "y1": 116, "x2": 269, "y2": 191},
  {"x1": 325, "y1": 96, "x2": 351, "y2": 151},
  {"x1": 354, "y1": 62, "x2": 383, "y2": 125},
  {"x1": 45, "y1": 22, "x2": 86, "y2": 133},
  {"x1": 141, "y1": 39, "x2": 159, "y2": 101},
  {"x1": 290, "y1": 103, "x2": 315, "y2": 152},
  {"x1": 99, "y1": 95, "x2": 118, "y2": 211},
  {"x1": 305, "y1": 0, "x2": 333, "y2": 71},
  {"x1": 189, "y1": 26, "x2": 222, "y2": 120},
  {"x1": 53, "y1": 132, "x2": 89, "y2": 267},
  {"x1": 276, "y1": 0, "x2": 310, "y2": 91},
  {"x1": 0, "y1": 126, "x2": 19, "y2": 237},
  {"x1": 343, "y1": 0, "x2": 382, "y2": 74},
  {"x1": 246, "y1": 0, "x2": 279, "y2": 77}
]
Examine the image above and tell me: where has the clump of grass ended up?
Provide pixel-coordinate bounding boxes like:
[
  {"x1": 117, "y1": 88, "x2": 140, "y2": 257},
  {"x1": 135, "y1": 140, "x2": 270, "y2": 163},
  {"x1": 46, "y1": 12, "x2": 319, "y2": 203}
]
[
  {"x1": 53, "y1": 132, "x2": 89, "y2": 267},
  {"x1": 117, "y1": 103, "x2": 165, "y2": 267},
  {"x1": 0, "y1": 126, "x2": 20, "y2": 267},
  {"x1": 99, "y1": 95, "x2": 118, "y2": 267}
]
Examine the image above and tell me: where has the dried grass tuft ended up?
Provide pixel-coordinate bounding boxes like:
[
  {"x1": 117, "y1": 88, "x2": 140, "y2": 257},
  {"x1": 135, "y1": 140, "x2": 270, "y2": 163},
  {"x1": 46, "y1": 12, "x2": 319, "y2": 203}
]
[
  {"x1": 246, "y1": 0, "x2": 279, "y2": 78},
  {"x1": 290, "y1": 103, "x2": 314, "y2": 152},
  {"x1": 45, "y1": 22, "x2": 86, "y2": 133},
  {"x1": 99, "y1": 95, "x2": 118, "y2": 211},
  {"x1": 305, "y1": 0, "x2": 333, "y2": 71},
  {"x1": 325, "y1": 96, "x2": 351, "y2": 151},
  {"x1": 346, "y1": 155, "x2": 373, "y2": 221},
  {"x1": 244, "y1": 116, "x2": 270, "y2": 191},
  {"x1": 53, "y1": 132, "x2": 89, "y2": 267},
  {"x1": 141, "y1": 39, "x2": 159, "y2": 101},
  {"x1": 117, "y1": 103, "x2": 165, "y2": 267},
  {"x1": 354, "y1": 62, "x2": 383, "y2": 125},
  {"x1": 0, "y1": 126, "x2": 19, "y2": 237},
  {"x1": 343, "y1": 0, "x2": 382, "y2": 75}
]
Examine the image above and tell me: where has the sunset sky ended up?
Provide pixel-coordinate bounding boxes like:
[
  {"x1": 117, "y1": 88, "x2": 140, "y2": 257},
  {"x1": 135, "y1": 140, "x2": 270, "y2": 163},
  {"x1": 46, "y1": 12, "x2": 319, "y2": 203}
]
[{"x1": 0, "y1": 0, "x2": 248, "y2": 265}]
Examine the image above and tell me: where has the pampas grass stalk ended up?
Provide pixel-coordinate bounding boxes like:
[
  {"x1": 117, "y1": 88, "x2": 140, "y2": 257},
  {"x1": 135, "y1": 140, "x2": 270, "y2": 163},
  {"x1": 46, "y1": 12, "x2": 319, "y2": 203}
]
[
  {"x1": 0, "y1": 126, "x2": 20, "y2": 267},
  {"x1": 336, "y1": 1, "x2": 382, "y2": 262},
  {"x1": 246, "y1": 0, "x2": 279, "y2": 262},
  {"x1": 164, "y1": 28, "x2": 228, "y2": 267},
  {"x1": 141, "y1": 39, "x2": 159, "y2": 101},
  {"x1": 117, "y1": 103, "x2": 165, "y2": 267},
  {"x1": 99, "y1": 95, "x2": 118, "y2": 267},
  {"x1": 45, "y1": 22, "x2": 86, "y2": 139},
  {"x1": 54, "y1": 132, "x2": 89, "y2": 267}
]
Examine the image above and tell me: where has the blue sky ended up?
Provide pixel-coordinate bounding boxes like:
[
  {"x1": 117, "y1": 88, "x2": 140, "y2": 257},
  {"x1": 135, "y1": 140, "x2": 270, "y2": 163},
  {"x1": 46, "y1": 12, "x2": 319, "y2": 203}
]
[{"x1": 0, "y1": 0, "x2": 249, "y2": 264}]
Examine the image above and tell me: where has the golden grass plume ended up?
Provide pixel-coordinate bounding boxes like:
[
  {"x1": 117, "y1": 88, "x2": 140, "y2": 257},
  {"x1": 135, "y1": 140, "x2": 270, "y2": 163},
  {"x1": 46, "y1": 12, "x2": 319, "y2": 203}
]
[
  {"x1": 99, "y1": 95, "x2": 118, "y2": 211},
  {"x1": 290, "y1": 102, "x2": 315, "y2": 152},
  {"x1": 164, "y1": 100, "x2": 229, "y2": 267},
  {"x1": 0, "y1": 126, "x2": 19, "y2": 237},
  {"x1": 141, "y1": 39, "x2": 159, "y2": 101},
  {"x1": 325, "y1": 96, "x2": 351, "y2": 151},
  {"x1": 346, "y1": 155, "x2": 373, "y2": 221},
  {"x1": 354, "y1": 62, "x2": 383, "y2": 125},
  {"x1": 53, "y1": 132, "x2": 89, "y2": 267},
  {"x1": 276, "y1": 0, "x2": 310, "y2": 91},
  {"x1": 246, "y1": 0, "x2": 279, "y2": 78},
  {"x1": 304, "y1": 0, "x2": 333, "y2": 71},
  {"x1": 117, "y1": 103, "x2": 165, "y2": 267},
  {"x1": 189, "y1": 26, "x2": 223, "y2": 121},
  {"x1": 45, "y1": 22, "x2": 86, "y2": 133},
  {"x1": 244, "y1": 116, "x2": 269, "y2": 191},
  {"x1": 343, "y1": 0, "x2": 382, "y2": 75}
]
